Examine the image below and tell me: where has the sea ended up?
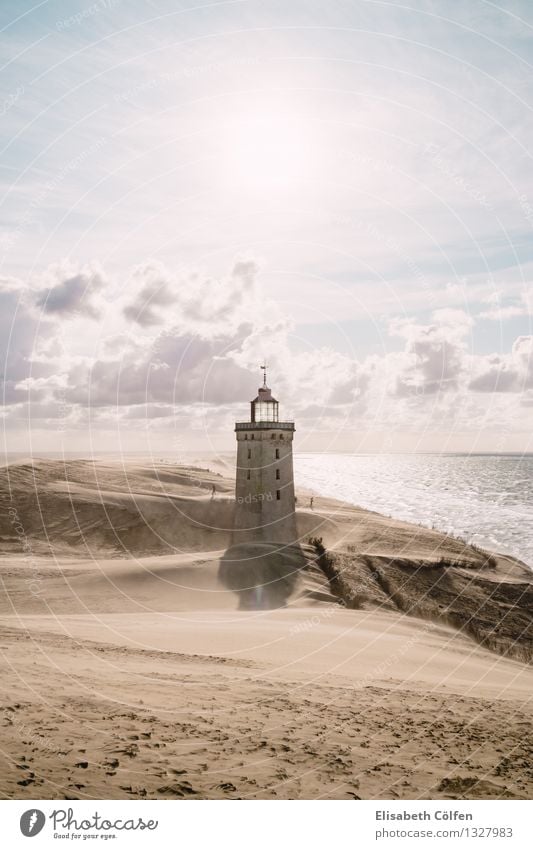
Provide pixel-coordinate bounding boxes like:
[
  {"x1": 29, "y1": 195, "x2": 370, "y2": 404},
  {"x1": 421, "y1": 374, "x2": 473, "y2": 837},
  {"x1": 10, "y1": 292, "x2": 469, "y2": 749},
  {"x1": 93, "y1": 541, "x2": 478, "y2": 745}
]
[{"x1": 294, "y1": 453, "x2": 533, "y2": 569}]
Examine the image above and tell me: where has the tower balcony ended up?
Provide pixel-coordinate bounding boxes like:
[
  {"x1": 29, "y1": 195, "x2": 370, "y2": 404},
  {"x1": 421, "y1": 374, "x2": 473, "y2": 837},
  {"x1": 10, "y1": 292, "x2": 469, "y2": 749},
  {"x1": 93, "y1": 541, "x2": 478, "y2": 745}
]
[{"x1": 235, "y1": 421, "x2": 295, "y2": 432}]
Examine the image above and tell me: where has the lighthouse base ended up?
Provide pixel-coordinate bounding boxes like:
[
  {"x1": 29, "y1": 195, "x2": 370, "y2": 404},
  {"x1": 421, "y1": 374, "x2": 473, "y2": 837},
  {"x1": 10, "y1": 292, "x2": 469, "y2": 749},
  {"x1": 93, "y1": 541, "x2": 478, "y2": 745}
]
[{"x1": 219, "y1": 542, "x2": 307, "y2": 610}]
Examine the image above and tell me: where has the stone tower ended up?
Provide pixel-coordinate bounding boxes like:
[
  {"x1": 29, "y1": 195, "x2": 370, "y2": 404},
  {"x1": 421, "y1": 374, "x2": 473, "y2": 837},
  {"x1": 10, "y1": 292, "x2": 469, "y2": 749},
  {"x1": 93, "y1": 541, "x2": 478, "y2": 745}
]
[{"x1": 234, "y1": 368, "x2": 297, "y2": 544}]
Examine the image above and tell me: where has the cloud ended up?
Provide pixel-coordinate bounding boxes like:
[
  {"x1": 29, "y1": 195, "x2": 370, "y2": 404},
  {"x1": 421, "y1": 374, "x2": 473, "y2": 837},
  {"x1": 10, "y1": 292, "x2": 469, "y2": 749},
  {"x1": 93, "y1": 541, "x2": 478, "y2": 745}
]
[
  {"x1": 35, "y1": 263, "x2": 106, "y2": 319},
  {"x1": 468, "y1": 355, "x2": 520, "y2": 392},
  {"x1": 285, "y1": 350, "x2": 369, "y2": 411},
  {"x1": 122, "y1": 262, "x2": 176, "y2": 327},
  {"x1": 229, "y1": 318, "x2": 370, "y2": 414},
  {"x1": 63, "y1": 325, "x2": 254, "y2": 408},
  {"x1": 478, "y1": 304, "x2": 526, "y2": 321},
  {"x1": 0, "y1": 260, "x2": 267, "y2": 421},
  {"x1": 478, "y1": 290, "x2": 533, "y2": 321},
  {"x1": 469, "y1": 335, "x2": 533, "y2": 393},
  {"x1": 179, "y1": 259, "x2": 260, "y2": 331},
  {"x1": 2, "y1": 257, "x2": 531, "y2": 449},
  {"x1": 0, "y1": 277, "x2": 58, "y2": 404},
  {"x1": 121, "y1": 259, "x2": 260, "y2": 331},
  {"x1": 121, "y1": 404, "x2": 176, "y2": 419},
  {"x1": 62, "y1": 255, "x2": 371, "y2": 419},
  {"x1": 388, "y1": 311, "x2": 471, "y2": 397}
]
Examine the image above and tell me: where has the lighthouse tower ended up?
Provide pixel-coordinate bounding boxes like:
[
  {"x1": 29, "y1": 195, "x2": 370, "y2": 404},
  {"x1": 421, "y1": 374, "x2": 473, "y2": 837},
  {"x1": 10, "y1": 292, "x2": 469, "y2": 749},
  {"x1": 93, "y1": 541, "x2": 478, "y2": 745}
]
[{"x1": 233, "y1": 367, "x2": 297, "y2": 544}]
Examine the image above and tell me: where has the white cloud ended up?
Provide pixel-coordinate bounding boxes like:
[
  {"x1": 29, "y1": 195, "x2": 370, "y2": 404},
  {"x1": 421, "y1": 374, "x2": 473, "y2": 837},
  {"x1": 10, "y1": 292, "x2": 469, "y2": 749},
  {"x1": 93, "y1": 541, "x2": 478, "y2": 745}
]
[
  {"x1": 121, "y1": 259, "x2": 261, "y2": 334},
  {"x1": 0, "y1": 276, "x2": 57, "y2": 404},
  {"x1": 479, "y1": 304, "x2": 527, "y2": 321},
  {"x1": 35, "y1": 263, "x2": 106, "y2": 319},
  {"x1": 122, "y1": 262, "x2": 177, "y2": 328},
  {"x1": 469, "y1": 335, "x2": 533, "y2": 393},
  {"x1": 1, "y1": 258, "x2": 532, "y2": 448},
  {"x1": 387, "y1": 310, "x2": 471, "y2": 397},
  {"x1": 477, "y1": 288, "x2": 533, "y2": 321}
]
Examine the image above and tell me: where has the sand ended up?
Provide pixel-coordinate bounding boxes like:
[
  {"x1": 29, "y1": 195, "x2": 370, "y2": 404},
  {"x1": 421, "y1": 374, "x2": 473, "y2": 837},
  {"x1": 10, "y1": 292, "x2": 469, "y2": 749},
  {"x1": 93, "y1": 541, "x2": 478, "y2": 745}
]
[{"x1": 0, "y1": 458, "x2": 532, "y2": 800}]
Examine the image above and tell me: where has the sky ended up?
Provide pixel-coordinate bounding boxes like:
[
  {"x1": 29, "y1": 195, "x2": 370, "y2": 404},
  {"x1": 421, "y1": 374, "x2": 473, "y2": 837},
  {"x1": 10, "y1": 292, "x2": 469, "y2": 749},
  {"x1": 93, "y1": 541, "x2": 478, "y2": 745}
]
[{"x1": 1, "y1": 0, "x2": 533, "y2": 454}]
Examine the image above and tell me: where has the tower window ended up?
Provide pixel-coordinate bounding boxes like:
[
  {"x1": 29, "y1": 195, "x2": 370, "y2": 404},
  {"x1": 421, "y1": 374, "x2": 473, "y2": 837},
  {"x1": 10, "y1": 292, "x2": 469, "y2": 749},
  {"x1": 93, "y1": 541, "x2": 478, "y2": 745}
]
[
  {"x1": 275, "y1": 448, "x2": 280, "y2": 459},
  {"x1": 247, "y1": 470, "x2": 251, "y2": 480},
  {"x1": 271, "y1": 433, "x2": 276, "y2": 439},
  {"x1": 251, "y1": 434, "x2": 254, "y2": 440},
  {"x1": 279, "y1": 434, "x2": 284, "y2": 440},
  {"x1": 244, "y1": 435, "x2": 248, "y2": 440},
  {"x1": 247, "y1": 448, "x2": 251, "y2": 459},
  {"x1": 276, "y1": 489, "x2": 281, "y2": 500},
  {"x1": 276, "y1": 469, "x2": 280, "y2": 479}
]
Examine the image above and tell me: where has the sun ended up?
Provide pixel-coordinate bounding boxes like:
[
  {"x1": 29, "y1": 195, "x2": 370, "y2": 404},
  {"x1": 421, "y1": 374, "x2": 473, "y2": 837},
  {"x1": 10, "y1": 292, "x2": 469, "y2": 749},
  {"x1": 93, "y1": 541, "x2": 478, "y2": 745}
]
[{"x1": 219, "y1": 99, "x2": 314, "y2": 196}]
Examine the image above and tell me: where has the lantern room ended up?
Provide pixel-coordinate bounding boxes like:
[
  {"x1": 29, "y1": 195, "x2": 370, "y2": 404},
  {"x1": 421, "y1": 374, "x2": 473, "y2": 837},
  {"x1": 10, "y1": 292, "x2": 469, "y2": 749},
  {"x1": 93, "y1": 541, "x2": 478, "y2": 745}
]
[
  {"x1": 251, "y1": 385, "x2": 279, "y2": 423},
  {"x1": 250, "y1": 365, "x2": 279, "y2": 423}
]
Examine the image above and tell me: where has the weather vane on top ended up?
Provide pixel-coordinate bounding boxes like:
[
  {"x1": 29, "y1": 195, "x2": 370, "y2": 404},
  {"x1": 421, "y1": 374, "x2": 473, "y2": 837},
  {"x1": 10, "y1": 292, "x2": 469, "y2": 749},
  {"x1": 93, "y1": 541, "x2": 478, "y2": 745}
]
[{"x1": 260, "y1": 362, "x2": 267, "y2": 387}]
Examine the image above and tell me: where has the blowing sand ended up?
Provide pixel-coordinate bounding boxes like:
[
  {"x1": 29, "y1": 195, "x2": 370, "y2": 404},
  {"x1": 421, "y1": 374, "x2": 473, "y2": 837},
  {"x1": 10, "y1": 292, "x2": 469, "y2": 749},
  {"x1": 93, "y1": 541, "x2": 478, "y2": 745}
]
[{"x1": 0, "y1": 458, "x2": 532, "y2": 800}]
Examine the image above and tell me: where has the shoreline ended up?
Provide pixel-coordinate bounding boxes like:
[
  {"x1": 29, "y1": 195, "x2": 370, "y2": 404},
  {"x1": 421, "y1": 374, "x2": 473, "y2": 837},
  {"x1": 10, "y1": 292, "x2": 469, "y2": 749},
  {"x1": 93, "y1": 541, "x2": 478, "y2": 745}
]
[{"x1": 2, "y1": 451, "x2": 530, "y2": 571}]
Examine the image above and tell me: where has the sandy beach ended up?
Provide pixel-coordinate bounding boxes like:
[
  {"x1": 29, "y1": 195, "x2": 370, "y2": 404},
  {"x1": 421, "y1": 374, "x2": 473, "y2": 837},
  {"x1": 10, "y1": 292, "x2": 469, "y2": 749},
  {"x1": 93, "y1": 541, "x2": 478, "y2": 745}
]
[{"x1": 0, "y1": 459, "x2": 532, "y2": 800}]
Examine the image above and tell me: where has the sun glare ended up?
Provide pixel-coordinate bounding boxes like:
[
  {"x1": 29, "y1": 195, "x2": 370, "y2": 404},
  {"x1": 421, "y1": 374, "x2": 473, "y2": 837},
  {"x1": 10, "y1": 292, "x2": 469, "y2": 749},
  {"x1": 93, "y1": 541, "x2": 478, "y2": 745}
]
[{"x1": 220, "y1": 103, "x2": 314, "y2": 195}]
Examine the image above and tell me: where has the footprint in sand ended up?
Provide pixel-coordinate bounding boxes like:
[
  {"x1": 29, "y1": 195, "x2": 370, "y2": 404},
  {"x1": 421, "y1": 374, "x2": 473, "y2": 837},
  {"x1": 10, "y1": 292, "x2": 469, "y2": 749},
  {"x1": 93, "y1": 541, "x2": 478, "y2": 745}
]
[{"x1": 157, "y1": 781, "x2": 199, "y2": 797}]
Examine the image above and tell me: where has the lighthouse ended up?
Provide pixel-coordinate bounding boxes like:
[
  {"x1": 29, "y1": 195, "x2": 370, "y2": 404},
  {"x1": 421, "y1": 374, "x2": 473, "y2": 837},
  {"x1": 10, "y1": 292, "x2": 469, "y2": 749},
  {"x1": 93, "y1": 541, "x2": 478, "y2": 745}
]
[{"x1": 233, "y1": 366, "x2": 297, "y2": 544}]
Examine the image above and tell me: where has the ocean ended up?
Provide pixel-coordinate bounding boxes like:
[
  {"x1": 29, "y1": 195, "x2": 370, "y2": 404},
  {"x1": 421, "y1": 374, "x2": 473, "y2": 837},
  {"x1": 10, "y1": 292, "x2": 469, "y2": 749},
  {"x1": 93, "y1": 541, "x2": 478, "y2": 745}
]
[{"x1": 294, "y1": 453, "x2": 533, "y2": 569}]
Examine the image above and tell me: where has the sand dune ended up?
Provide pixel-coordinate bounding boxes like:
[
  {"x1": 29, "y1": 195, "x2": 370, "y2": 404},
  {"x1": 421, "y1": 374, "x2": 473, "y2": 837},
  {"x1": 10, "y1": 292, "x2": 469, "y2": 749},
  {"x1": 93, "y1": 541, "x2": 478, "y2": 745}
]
[
  {"x1": 0, "y1": 458, "x2": 532, "y2": 800},
  {"x1": 4, "y1": 608, "x2": 531, "y2": 697},
  {"x1": 1, "y1": 610, "x2": 532, "y2": 800}
]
